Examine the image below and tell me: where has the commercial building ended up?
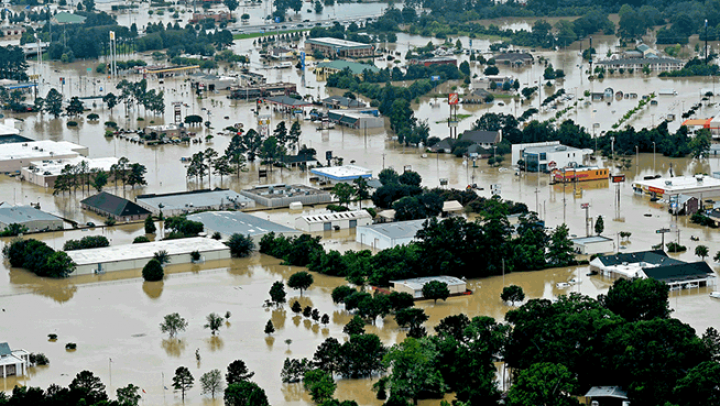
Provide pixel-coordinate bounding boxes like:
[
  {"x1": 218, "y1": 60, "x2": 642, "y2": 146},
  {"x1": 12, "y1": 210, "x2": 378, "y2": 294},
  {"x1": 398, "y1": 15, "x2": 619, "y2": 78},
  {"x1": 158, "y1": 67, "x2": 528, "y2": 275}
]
[
  {"x1": 191, "y1": 74, "x2": 239, "y2": 91},
  {"x1": 315, "y1": 60, "x2": 379, "y2": 79},
  {"x1": 552, "y1": 166, "x2": 609, "y2": 183},
  {"x1": 229, "y1": 82, "x2": 297, "y2": 100},
  {"x1": 463, "y1": 88, "x2": 493, "y2": 104},
  {"x1": 20, "y1": 157, "x2": 119, "y2": 188},
  {"x1": 589, "y1": 250, "x2": 717, "y2": 289},
  {"x1": 632, "y1": 175, "x2": 720, "y2": 199},
  {"x1": 596, "y1": 56, "x2": 684, "y2": 72},
  {"x1": 240, "y1": 184, "x2": 332, "y2": 208},
  {"x1": 81, "y1": 192, "x2": 151, "y2": 222},
  {"x1": 189, "y1": 11, "x2": 231, "y2": 23},
  {"x1": 136, "y1": 189, "x2": 255, "y2": 216},
  {"x1": 355, "y1": 219, "x2": 426, "y2": 250},
  {"x1": 311, "y1": 165, "x2": 371, "y2": 183},
  {"x1": 0, "y1": 205, "x2": 63, "y2": 232},
  {"x1": 321, "y1": 96, "x2": 366, "y2": 109},
  {"x1": 67, "y1": 237, "x2": 231, "y2": 275},
  {"x1": 511, "y1": 141, "x2": 592, "y2": 173},
  {"x1": 0, "y1": 140, "x2": 87, "y2": 173},
  {"x1": 143, "y1": 124, "x2": 187, "y2": 139},
  {"x1": 0, "y1": 25, "x2": 26, "y2": 37},
  {"x1": 295, "y1": 210, "x2": 372, "y2": 232},
  {"x1": 571, "y1": 236, "x2": 615, "y2": 255},
  {"x1": 389, "y1": 276, "x2": 467, "y2": 299},
  {"x1": 493, "y1": 52, "x2": 534, "y2": 66},
  {"x1": 408, "y1": 56, "x2": 457, "y2": 67},
  {"x1": 0, "y1": 343, "x2": 30, "y2": 378},
  {"x1": 474, "y1": 75, "x2": 515, "y2": 90},
  {"x1": 305, "y1": 37, "x2": 374, "y2": 58},
  {"x1": 52, "y1": 12, "x2": 86, "y2": 24},
  {"x1": 187, "y1": 211, "x2": 301, "y2": 242},
  {"x1": 327, "y1": 109, "x2": 384, "y2": 129}
]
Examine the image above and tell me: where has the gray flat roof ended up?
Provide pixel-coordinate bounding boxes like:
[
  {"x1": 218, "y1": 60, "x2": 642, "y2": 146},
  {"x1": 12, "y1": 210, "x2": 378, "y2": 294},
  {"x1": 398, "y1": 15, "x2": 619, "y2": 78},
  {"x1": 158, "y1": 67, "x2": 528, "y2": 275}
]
[
  {"x1": 390, "y1": 275, "x2": 466, "y2": 290},
  {"x1": 358, "y1": 219, "x2": 426, "y2": 240},
  {"x1": 572, "y1": 236, "x2": 613, "y2": 244},
  {"x1": 66, "y1": 237, "x2": 228, "y2": 266},
  {"x1": 524, "y1": 144, "x2": 582, "y2": 154},
  {"x1": 187, "y1": 211, "x2": 297, "y2": 236},
  {"x1": 136, "y1": 189, "x2": 254, "y2": 211},
  {"x1": 0, "y1": 206, "x2": 61, "y2": 225}
]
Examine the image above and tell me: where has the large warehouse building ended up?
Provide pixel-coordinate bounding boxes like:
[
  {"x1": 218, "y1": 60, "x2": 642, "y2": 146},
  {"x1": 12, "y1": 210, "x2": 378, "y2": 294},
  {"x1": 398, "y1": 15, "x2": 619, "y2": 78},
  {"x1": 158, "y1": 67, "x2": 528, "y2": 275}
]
[
  {"x1": 67, "y1": 237, "x2": 231, "y2": 275},
  {"x1": 20, "y1": 157, "x2": 118, "y2": 188},
  {"x1": 355, "y1": 219, "x2": 426, "y2": 250},
  {"x1": 187, "y1": 211, "x2": 301, "y2": 242},
  {"x1": 0, "y1": 140, "x2": 87, "y2": 173},
  {"x1": 136, "y1": 189, "x2": 255, "y2": 216},
  {"x1": 305, "y1": 37, "x2": 374, "y2": 58},
  {"x1": 0, "y1": 205, "x2": 64, "y2": 232}
]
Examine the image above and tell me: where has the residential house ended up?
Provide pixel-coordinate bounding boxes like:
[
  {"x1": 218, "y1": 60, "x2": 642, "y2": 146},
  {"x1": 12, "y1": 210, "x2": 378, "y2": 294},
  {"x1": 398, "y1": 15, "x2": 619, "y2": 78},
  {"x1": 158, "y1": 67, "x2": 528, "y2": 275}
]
[
  {"x1": 492, "y1": 52, "x2": 534, "y2": 67},
  {"x1": 0, "y1": 343, "x2": 30, "y2": 378},
  {"x1": 463, "y1": 88, "x2": 494, "y2": 104},
  {"x1": 81, "y1": 192, "x2": 151, "y2": 222}
]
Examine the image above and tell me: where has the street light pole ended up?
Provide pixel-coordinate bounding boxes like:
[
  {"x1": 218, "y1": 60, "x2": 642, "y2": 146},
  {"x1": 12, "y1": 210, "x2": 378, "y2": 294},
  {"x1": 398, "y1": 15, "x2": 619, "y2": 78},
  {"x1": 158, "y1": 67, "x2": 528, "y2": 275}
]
[{"x1": 652, "y1": 142, "x2": 656, "y2": 173}]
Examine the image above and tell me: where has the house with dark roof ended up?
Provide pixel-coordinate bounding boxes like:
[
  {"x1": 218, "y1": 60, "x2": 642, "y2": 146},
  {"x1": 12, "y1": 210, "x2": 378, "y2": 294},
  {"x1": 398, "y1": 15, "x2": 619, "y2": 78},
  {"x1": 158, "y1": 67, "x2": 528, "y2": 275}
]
[
  {"x1": 493, "y1": 52, "x2": 534, "y2": 66},
  {"x1": 463, "y1": 88, "x2": 494, "y2": 104},
  {"x1": 642, "y1": 262, "x2": 715, "y2": 288},
  {"x1": 459, "y1": 130, "x2": 502, "y2": 149},
  {"x1": 81, "y1": 192, "x2": 151, "y2": 222}
]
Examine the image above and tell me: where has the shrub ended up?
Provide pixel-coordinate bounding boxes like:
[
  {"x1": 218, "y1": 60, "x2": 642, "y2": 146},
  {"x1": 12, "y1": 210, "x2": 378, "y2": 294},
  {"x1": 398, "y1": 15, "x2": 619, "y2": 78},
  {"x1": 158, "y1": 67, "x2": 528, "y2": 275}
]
[
  {"x1": 105, "y1": 121, "x2": 118, "y2": 128},
  {"x1": 142, "y1": 259, "x2": 164, "y2": 281},
  {"x1": 190, "y1": 250, "x2": 201, "y2": 261},
  {"x1": 327, "y1": 205, "x2": 349, "y2": 212},
  {"x1": 226, "y1": 234, "x2": 255, "y2": 257},
  {"x1": 63, "y1": 236, "x2": 110, "y2": 251},
  {"x1": 48, "y1": 333, "x2": 57, "y2": 340},
  {"x1": 67, "y1": 121, "x2": 78, "y2": 127},
  {"x1": 65, "y1": 343, "x2": 77, "y2": 350},
  {"x1": 211, "y1": 231, "x2": 222, "y2": 240},
  {"x1": 133, "y1": 236, "x2": 151, "y2": 244},
  {"x1": 29, "y1": 353, "x2": 49, "y2": 365}
]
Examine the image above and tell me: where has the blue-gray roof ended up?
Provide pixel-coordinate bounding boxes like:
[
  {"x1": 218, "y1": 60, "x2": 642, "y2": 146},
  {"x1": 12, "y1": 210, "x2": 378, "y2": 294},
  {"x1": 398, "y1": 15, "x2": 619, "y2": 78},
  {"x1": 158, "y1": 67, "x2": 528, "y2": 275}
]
[
  {"x1": 0, "y1": 343, "x2": 10, "y2": 356},
  {"x1": 0, "y1": 206, "x2": 61, "y2": 225},
  {"x1": 187, "y1": 211, "x2": 297, "y2": 237},
  {"x1": 358, "y1": 219, "x2": 426, "y2": 240},
  {"x1": 136, "y1": 189, "x2": 253, "y2": 212}
]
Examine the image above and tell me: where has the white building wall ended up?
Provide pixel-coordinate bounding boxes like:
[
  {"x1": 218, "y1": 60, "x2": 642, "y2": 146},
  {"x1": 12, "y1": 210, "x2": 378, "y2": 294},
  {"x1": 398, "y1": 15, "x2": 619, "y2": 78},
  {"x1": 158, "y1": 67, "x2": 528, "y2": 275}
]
[
  {"x1": 74, "y1": 249, "x2": 232, "y2": 276},
  {"x1": 573, "y1": 239, "x2": 615, "y2": 255},
  {"x1": 356, "y1": 228, "x2": 415, "y2": 250},
  {"x1": 295, "y1": 216, "x2": 372, "y2": 232}
]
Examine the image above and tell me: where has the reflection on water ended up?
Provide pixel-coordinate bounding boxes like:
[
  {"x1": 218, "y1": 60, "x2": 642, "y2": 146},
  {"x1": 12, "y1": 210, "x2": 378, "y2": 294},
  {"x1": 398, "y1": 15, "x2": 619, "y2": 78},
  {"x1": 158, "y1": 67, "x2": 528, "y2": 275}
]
[
  {"x1": 162, "y1": 338, "x2": 187, "y2": 358},
  {"x1": 206, "y1": 336, "x2": 224, "y2": 352},
  {"x1": 143, "y1": 281, "x2": 164, "y2": 300}
]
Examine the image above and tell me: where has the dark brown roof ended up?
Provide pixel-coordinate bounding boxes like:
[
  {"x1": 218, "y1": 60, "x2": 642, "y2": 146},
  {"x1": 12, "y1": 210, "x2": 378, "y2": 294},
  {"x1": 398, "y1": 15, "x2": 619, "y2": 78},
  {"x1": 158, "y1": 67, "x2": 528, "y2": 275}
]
[{"x1": 81, "y1": 192, "x2": 150, "y2": 217}]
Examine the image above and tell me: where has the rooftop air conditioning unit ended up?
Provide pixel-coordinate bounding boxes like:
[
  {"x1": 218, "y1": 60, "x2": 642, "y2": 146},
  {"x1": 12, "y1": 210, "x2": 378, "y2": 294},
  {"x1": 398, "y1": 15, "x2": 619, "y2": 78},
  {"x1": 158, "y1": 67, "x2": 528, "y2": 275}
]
[{"x1": 665, "y1": 180, "x2": 673, "y2": 186}]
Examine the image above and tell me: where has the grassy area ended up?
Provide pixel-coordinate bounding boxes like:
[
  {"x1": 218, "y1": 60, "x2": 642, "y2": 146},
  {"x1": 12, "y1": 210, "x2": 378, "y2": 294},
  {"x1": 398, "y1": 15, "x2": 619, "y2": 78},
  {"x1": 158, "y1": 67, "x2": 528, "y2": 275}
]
[
  {"x1": 493, "y1": 93, "x2": 520, "y2": 99},
  {"x1": 435, "y1": 114, "x2": 472, "y2": 124},
  {"x1": 233, "y1": 28, "x2": 309, "y2": 40}
]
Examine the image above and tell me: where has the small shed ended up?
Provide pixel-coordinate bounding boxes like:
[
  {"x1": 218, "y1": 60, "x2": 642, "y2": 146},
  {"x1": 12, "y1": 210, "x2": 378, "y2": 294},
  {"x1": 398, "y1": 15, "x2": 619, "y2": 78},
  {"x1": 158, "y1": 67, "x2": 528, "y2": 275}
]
[
  {"x1": 442, "y1": 200, "x2": 464, "y2": 217},
  {"x1": 295, "y1": 210, "x2": 372, "y2": 232},
  {"x1": 571, "y1": 235, "x2": 615, "y2": 255},
  {"x1": 583, "y1": 386, "x2": 629, "y2": 406},
  {"x1": 389, "y1": 276, "x2": 467, "y2": 299}
]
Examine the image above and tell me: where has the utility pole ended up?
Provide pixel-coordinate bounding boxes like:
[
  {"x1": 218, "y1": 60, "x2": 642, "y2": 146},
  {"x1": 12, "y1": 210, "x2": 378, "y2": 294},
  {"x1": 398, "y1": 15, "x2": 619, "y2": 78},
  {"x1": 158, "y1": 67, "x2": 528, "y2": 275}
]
[
  {"x1": 656, "y1": 228, "x2": 671, "y2": 249},
  {"x1": 706, "y1": 19, "x2": 709, "y2": 65},
  {"x1": 582, "y1": 203, "x2": 590, "y2": 237}
]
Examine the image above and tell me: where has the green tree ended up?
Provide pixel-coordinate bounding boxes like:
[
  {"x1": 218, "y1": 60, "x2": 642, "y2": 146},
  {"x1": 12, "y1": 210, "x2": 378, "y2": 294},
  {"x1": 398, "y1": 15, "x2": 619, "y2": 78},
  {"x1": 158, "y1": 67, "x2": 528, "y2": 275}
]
[
  {"x1": 287, "y1": 271, "x2": 314, "y2": 295},
  {"x1": 204, "y1": 313, "x2": 223, "y2": 335},
  {"x1": 153, "y1": 250, "x2": 170, "y2": 265},
  {"x1": 690, "y1": 130, "x2": 711, "y2": 158},
  {"x1": 160, "y1": 313, "x2": 188, "y2": 338},
  {"x1": 337, "y1": 333, "x2": 386, "y2": 378},
  {"x1": 65, "y1": 96, "x2": 85, "y2": 117},
  {"x1": 695, "y1": 245, "x2": 709, "y2": 260},
  {"x1": 224, "y1": 0, "x2": 239, "y2": 14},
  {"x1": 332, "y1": 285, "x2": 356, "y2": 304},
  {"x1": 459, "y1": 60, "x2": 470, "y2": 76},
  {"x1": 291, "y1": 300, "x2": 302, "y2": 313},
  {"x1": 599, "y1": 278, "x2": 671, "y2": 321},
  {"x1": 594, "y1": 215, "x2": 604, "y2": 235},
  {"x1": 103, "y1": 92, "x2": 118, "y2": 111},
  {"x1": 144, "y1": 216, "x2": 156, "y2": 234},
  {"x1": 44, "y1": 251, "x2": 76, "y2": 278},
  {"x1": 484, "y1": 66, "x2": 499, "y2": 75},
  {"x1": 142, "y1": 259, "x2": 164, "y2": 281},
  {"x1": 395, "y1": 308, "x2": 429, "y2": 337},
  {"x1": 546, "y1": 224, "x2": 574, "y2": 266},
  {"x1": 353, "y1": 177, "x2": 371, "y2": 208},
  {"x1": 421, "y1": 280, "x2": 450, "y2": 304},
  {"x1": 343, "y1": 315, "x2": 366, "y2": 336},
  {"x1": 303, "y1": 369, "x2": 336, "y2": 403},
  {"x1": 264, "y1": 320, "x2": 275, "y2": 335},
  {"x1": 69, "y1": 370, "x2": 108, "y2": 405},
  {"x1": 673, "y1": 361, "x2": 720, "y2": 406},
  {"x1": 501, "y1": 285, "x2": 525, "y2": 306},
  {"x1": 224, "y1": 381, "x2": 270, "y2": 406},
  {"x1": 91, "y1": 170, "x2": 108, "y2": 192},
  {"x1": 44, "y1": 88, "x2": 63, "y2": 118},
  {"x1": 507, "y1": 362, "x2": 579, "y2": 406},
  {"x1": 313, "y1": 337, "x2": 342, "y2": 375},
  {"x1": 116, "y1": 383, "x2": 141, "y2": 406},
  {"x1": 269, "y1": 281, "x2": 287, "y2": 306},
  {"x1": 225, "y1": 360, "x2": 255, "y2": 386},
  {"x1": 227, "y1": 233, "x2": 255, "y2": 257},
  {"x1": 200, "y1": 369, "x2": 224, "y2": 399},
  {"x1": 172, "y1": 366, "x2": 194, "y2": 400},
  {"x1": 332, "y1": 182, "x2": 355, "y2": 207},
  {"x1": 383, "y1": 337, "x2": 447, "y2": 405}
]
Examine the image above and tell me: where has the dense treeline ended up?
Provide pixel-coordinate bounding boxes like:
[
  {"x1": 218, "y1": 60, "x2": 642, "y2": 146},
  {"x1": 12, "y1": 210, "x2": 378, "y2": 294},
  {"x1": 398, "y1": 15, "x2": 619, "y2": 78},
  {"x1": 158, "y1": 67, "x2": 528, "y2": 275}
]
[
  {"x1": 2, "y1": 238, "x2": 76, "y2": 278},
  {"x1": 660, "y1": 57, "x2": 720, "y2": 77},
  {"x1": 260, "y1": 205, "x2": 575, "y2": 286},
  {"x1": 63, "y1": 236, "x2": 109, "y2": 251}
]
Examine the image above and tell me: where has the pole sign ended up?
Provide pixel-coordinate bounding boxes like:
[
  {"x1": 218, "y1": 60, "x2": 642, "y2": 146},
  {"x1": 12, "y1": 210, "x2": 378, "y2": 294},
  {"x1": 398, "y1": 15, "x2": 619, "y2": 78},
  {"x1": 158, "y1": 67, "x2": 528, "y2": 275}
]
[
  {"x1": 431, "y1": 75, "x2": 440, "y2": 81},
  {"x1": 300, "y1": 51, "x2": 306, "y2": 70},
  {"x1": 548, "y1": 161, "x2": 557, "y2": 169},
  {"x1": 656, "y1": 228, "x2": 671, "y2": 234},
  {"x1": 611, "y1": 174, "x2": 625, "y2": 183},
  {"x1": 448, "y1": 93, "x2": 459, "y2": 105},
  {"x1": 581, "y1": 203, "x2": 590, "y2": 209}
]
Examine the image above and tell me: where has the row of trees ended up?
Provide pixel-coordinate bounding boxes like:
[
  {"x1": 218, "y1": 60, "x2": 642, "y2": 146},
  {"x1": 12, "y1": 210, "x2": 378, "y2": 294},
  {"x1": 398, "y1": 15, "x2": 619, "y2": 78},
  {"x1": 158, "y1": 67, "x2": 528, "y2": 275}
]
[
  {"x1": 63, "y1": 236, "x2": 109, "y2": 251},
  {"x1": 53, "y1": 157, "x2": 147, "y2": 195},
  {"x1": 2, "y1": 238, "x2": 76, "y2": 278}
]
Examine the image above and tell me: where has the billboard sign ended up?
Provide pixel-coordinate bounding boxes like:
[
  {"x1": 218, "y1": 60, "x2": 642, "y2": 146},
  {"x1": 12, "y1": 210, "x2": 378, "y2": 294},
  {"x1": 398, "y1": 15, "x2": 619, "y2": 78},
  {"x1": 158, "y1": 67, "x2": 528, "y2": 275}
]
[
  {"x1": 611, "y1": 174, "x2": 626, "y2": 183},
  {"x1": 581, "y1": 203, "x2": 590, "y2": 209},
  {"x1": 448, "y1": 93, "x2": 459, "y2": 105}
]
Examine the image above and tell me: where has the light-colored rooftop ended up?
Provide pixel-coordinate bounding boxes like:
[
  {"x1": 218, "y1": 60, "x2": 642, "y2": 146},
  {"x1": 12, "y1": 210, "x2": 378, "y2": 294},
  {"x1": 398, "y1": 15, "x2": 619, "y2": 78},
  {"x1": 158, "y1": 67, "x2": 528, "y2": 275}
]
[
  {"x1": 0, "y1": 205, "x2": 62, "y2": 225},
  {"x1": 306, "y1": 37, "x2": 372, "y2": 49},
  {"x1": 358, "y1": 219, "x2": 426, "y2": 240},
  {"x1": 633, "y1": 175, "x2": 720, "y2": 192},
  {"x1": 523, "y1": 144, "x2": 583, "y2": 154},
  {"x1": 300, "y1": 210, "x2": 371, "y2": 224},
  {"x1": 572, "y1": 235, "x2": 613, "y2": 244},
  {"x1": 136, "y1": 189, "x2": 254, "y2": 211},
  {"x1": 310, "y1": 165, "x2": 371, "y2": 181},
  {"x1": 187, "y1": 211, "x2": 297, "y2": 237},
  {"x1": 66, "y1": 237, "x2": 229, "y2": 266},
  {"x1": 26, "y1": 157, "x2": 118, "y2": 176},
  {"x1": 390, "y1": 275, "x2": 466, "y2": 290},
  {"x1": 0, "y1": 140, "x2": 85, "y2": 161}
]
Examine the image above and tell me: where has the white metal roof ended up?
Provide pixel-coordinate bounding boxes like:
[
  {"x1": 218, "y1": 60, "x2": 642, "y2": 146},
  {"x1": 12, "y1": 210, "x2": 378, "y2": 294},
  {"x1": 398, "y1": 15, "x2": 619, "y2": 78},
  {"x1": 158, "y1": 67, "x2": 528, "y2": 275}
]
[
  {"x1": 300, "y1": 210, "x2": 371, "y2": 224},
  {"x1": 0, "y1": 140, "x2": 84, "y2": 161},
  {"x1": 66, "y1": 237, "x2": 229, "y2": 266},
  {"x1": 633, "y1": 175, "x2": 720, "y2": 193},
  {"x1": 390, "y1": 275, "x2": 466, "y2": 291},
  {"x1": 310, "y1": 165, "x2": 371, "y2": 181},
  {"x1": 442, "y1": 200, "x2": 464, "y2": 212},
  {"x1": 26, "y1": 157, "x2": 118, "y2": 176}
]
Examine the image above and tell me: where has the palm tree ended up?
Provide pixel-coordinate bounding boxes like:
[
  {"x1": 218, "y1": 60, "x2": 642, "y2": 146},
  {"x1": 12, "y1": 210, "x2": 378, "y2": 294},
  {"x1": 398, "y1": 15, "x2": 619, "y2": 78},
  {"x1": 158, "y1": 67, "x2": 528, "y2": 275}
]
[
  {"x1": 204, "y1": 313, "x2": 223, "y2": 335},
  {"x1": 153, "y1": 250, "x2": 170, "y2": 265}
]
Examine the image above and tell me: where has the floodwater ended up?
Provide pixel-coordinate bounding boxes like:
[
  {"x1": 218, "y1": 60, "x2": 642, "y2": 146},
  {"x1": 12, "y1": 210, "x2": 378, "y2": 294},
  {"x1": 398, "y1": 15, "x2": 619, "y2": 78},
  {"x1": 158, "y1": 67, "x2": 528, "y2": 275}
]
[{"x1": 1, "y1": 6, "x2": 720, "y2": 405}]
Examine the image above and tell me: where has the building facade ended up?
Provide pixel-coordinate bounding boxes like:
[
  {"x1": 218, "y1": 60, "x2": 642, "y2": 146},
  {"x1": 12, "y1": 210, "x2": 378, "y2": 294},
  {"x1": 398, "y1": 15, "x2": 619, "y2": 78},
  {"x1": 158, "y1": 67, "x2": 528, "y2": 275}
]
[{"x1": 305, "y1": 37, "x2": 373, "y2": 58}]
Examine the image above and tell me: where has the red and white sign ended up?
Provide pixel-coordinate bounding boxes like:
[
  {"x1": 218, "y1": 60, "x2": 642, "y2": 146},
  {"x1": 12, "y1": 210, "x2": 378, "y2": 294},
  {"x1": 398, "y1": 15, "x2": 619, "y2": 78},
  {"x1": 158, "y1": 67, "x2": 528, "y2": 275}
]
[
  {"x1": 548, "y1": 161, "x2": 557, "y2": 169},
  {"x1": 448, "y1": 93, "x2": 459, "y2": 105},
  {"x1": 581, "y1": 203, "x2": 590, "y2": 209},
  {"x1": 611, "y1": 174, "x2": 626, "y2": 183}
]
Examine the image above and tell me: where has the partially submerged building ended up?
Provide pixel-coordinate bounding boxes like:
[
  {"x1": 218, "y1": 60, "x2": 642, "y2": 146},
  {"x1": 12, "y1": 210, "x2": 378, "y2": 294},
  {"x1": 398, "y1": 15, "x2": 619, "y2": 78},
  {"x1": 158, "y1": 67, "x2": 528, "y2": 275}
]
[
  {"x1": 240, "y1": 184, "x2": 332, "y2": 208},
  {"x1": 0, "y1": 205, "x2": 63, "y2": 232},
  {"x1": 511, "y1": 141, "x2": 592, "y2": 173},
  {"x1": 21, "y1": 157, "x2": 119, "y2": 188},
  {"x1": 136, "y1": 189, "x2": 255, "y2": 216},
  {"x1": 305, "y1": 37, "x2": 374, "y2": 58},
  {"x1": 355, "y1": 219, "x2": 426, "y2": 250},
  {"x1": 81, "y1": 192, "x2": 151, "y2": 222},
  {"x1": 295, "y1": 210, "x2": 372, "y2": 232},
  {"x1": 327, "y1": 109, "x2": 384, "y2": 129},
  {"x1": 67, "y1": 237, "x2": 231, "y2": 275},
  {"x1": 0, "y1": 343, "x2": 30, "y2": 378},
  {"x1": 187, "y1": 211, "x2": 301, "y2": 242},
  {"x1": 389, "y1": 276, "x2": 467, "y2": 299},
  {"x1": 571, "y1": 236, "x2": 615, "y2": 255},
  {"x1": 0, "y1": 140, "x2": 87, "y2": 173},
  {"x1": 632, "y1": 175, "x2": 720, "y2": 199},
  {"x1": 310, "y1": 165, "x2": 371, "y2": 183}
]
